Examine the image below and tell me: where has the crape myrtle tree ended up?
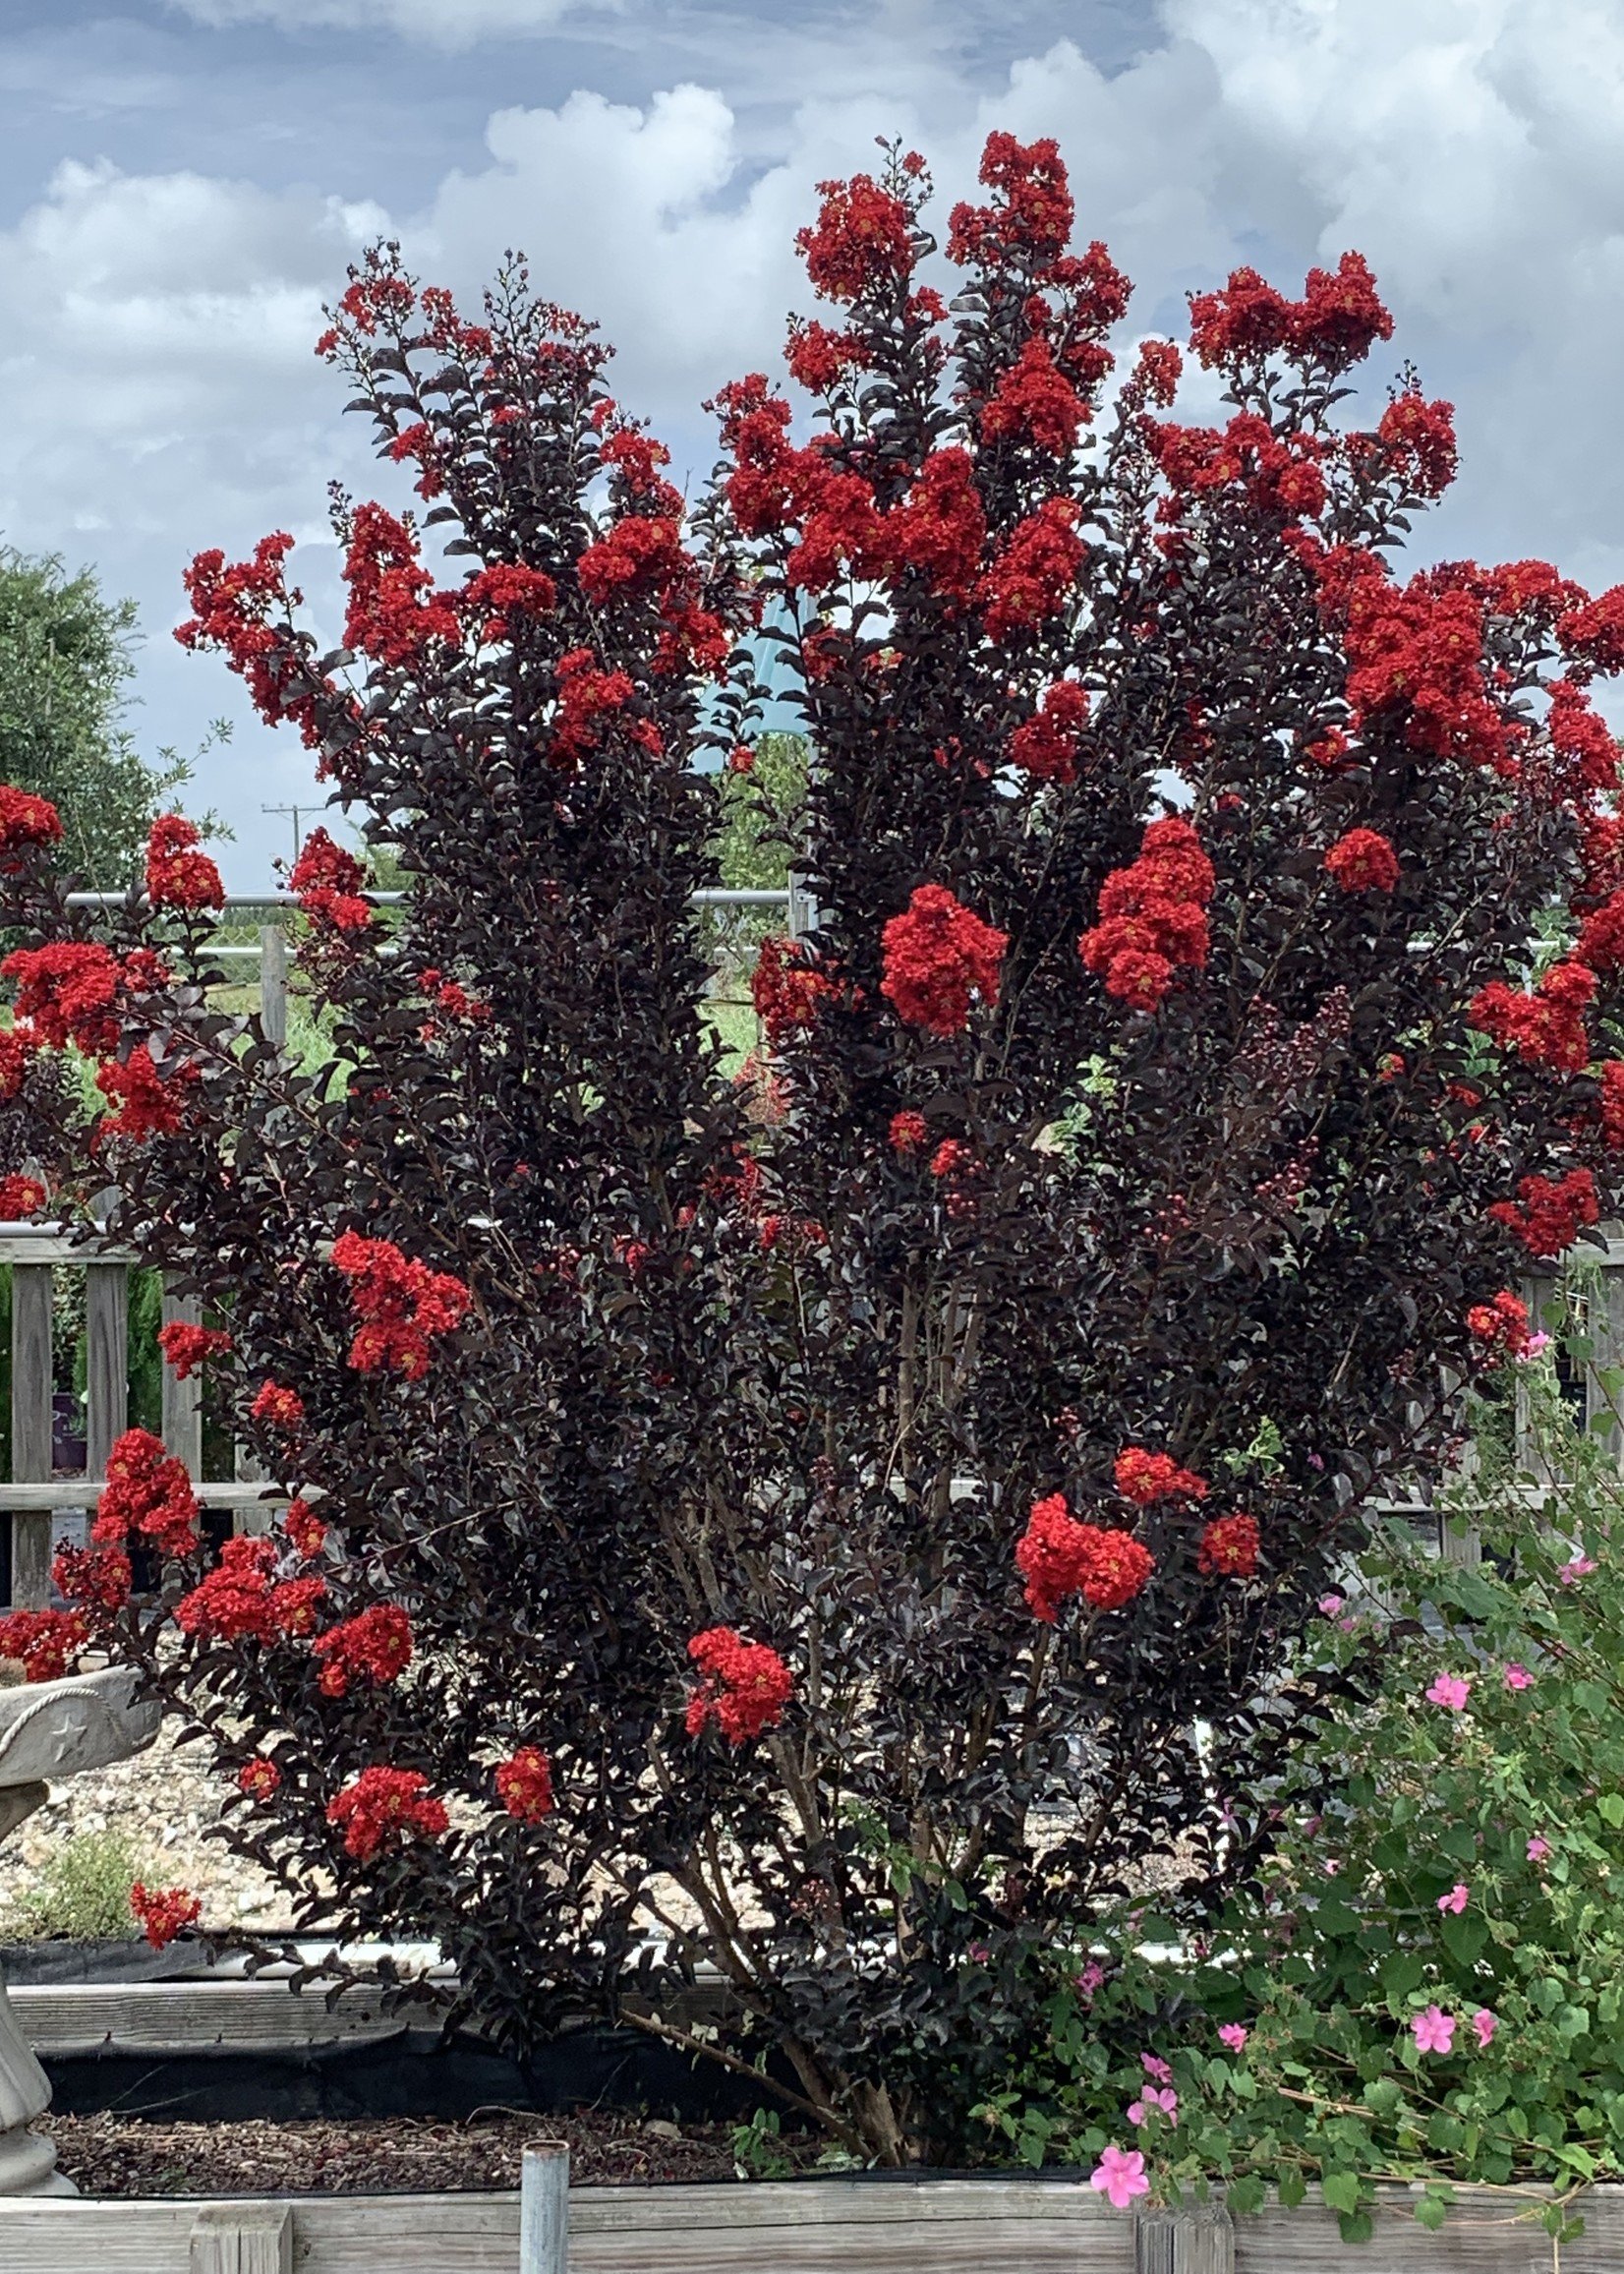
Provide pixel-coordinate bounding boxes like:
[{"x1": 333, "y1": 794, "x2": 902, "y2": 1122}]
[{"x1": 1, "y1": 133, "x2": 1624, "y2": 2163}]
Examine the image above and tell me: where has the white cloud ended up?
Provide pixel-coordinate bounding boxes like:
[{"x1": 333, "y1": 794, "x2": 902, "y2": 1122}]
[
  {"x1": 165, "y1": 0, "x2": 606, "y2": 48},
  {"x1": 6, "y1": 0, "x2": 1624, "y2": 872}
]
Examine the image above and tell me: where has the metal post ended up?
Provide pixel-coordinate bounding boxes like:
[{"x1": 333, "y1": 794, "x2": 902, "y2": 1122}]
[{"x1": 520, "y1": 2143, "x2": 568, "y2": 2274}]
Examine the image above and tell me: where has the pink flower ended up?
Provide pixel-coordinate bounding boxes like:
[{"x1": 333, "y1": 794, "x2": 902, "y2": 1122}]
[
  {"x1": 1218, "y1": 2023, "x2": 1248, "y2": 2053},
  {"x1": 1425, "y1": 1672, "x2": 1472, "y2": 1711},
  {"x1": 1436, "y1": 1883, "x2": 1469, "y2": 1915},
  {"x1": 1472, "y1": 2010, "x2": 1498, "y2": 2049},
  {"x1": 1317, "y1": 1592, "x2": 1344, "y2": 1616},
  {"x1": 1073, "y1": 1960, "x2": 1105, "y2": 2002},
  {"x1": 1412, "y1": 2005, "x2": 1456, "y2": 2056},
  {"x1": 1503, "y1": 1662, "x2": 1533, "y2": 1691},
  {"x1": 1520, "y1": 1332, "x2": 1551, "y2": 1360},
  {"x1": 1140, "y1": 2053, "x2": 1173, "y2": 2083},
  {"x1": 1089, "y1": 2144, "x2": 1150, "y2": 2211},
  {"x1": 1528, "y1": 1835, "x2": 1551, "y2": 1863},
  {"x1": 1127, "y1": 2099, "x2": 1147, "y2": 2127},
  {"x1": 1560, "y1": 1555, "x2": 1597, "y2": 1587}
]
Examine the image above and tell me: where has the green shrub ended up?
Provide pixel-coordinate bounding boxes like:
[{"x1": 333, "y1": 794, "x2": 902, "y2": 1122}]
[
  {"x1": 974, "y1": 1307, "x2": 1624, "y2": 2243},
  {"x1": 8, "y1": 1829, "x2": 141, "y2": 1941}
]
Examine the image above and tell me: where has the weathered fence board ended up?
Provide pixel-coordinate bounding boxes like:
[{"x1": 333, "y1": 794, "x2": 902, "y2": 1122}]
[
  {"x1": 189, "y1": 2202, "x2": 292, "y2": 2274},
  {"x1": 8, "y1": 1262, "x2": 53, "y2": 1608}
]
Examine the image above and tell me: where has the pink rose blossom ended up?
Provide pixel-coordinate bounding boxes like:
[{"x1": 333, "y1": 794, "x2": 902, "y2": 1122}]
[
  {"x1": 1472, "y1": 2010, "x2": 1497, "y2": 2049},
  {"x1": 1436, "y1": 1883, "x2": 1470, "y2": 1915},
  {"x1": 1218, "y1": 2023, "x2": 1248, "y2": 2053},
  {"x1": 1503, "y1": 1663, "x2": 1533, "y2": 1691},
  {"x1": 1140, "y1": 2053, "x2": 1173, "y2": 2083},
  {"x1": 1559, "y1": 1555, "x2": 1597, "y2": 1587},
  {"x1": 1527, "y1": 1835, "x2": 1551, "y2": 1863},
  {"x1": 1412, "y1": 2005, "x2": 1456, "y2": 2056},
  {"x1": 1089, "y1": 2144, "x2": 1150, "y2": 2210},
  {"x1": 1425, "y1": 1672, "x2": 1472, "y2": 1711}
]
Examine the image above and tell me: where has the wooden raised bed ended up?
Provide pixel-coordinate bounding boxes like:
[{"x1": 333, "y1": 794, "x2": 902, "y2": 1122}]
[{"x1": 0, "y1": 2176, "x2": 1617, "y2": 2273}]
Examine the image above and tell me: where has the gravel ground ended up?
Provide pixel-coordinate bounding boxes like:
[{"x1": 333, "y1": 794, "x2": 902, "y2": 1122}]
[{"x1": 41, "y1": 2109, "x2": 816, "y2": 2195}]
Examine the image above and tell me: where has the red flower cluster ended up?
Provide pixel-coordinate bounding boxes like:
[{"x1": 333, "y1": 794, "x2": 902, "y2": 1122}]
[
  {"x1": 252, "y1": 1380, "x2": 305, "y2": 1429},
  {"x1": 93, "y1": 1428, "x2": 199, "y2": 1558},
  {"x1": 1602, "y1": 1060, "x2": 1624, "y2": 1150},
  {"x1": 1488, "y1": 1168, "x2": 1599, "y2": 1257},
  {"x1": 176, "y1": 533, "x2": 326, "y2": 749},
  {"x1": 551, "y1": 647, "x2": 644, "y2": 767},
  {"x1": 314, "y1": 1603, "x2": 414, "y2": 1697},
  {"x1": 327, "y1": 1767, "x2": 448, "y2": 1864},
  {"x1": 1080, "y1": 815, "x2": 1214, "y2": 1012},
  {"x1": 1114, "y1": 1447, "x2": 1209, "y2": 1505},
  {"x1": 145, "y1": 814, "x2": 224, "y2": 912},
  {"x1": 977, "y1": 499, "x2": 1083, "y2": 642},
  {"x1": 0, "y1": 1607, "x2": 87, "y2": 1681},
  {"x1": 948, "y1": 133, "x2": 1074, "y2": 270},
  {"x1": 1546, "y1": 679, "x2": 1620, "y2": 795},
  {"x1": 1324, "y1": 828, "x2": 1399, "y2": 895},
  {"x1": 795, "y1": 174, "x2": 915, "y2": 303},
  {"x1": 982, "y1": 338, "x2": 1089, "y2": 457},
  {"x1": 130, "y1": 1882, "x2": 201, "y2": 1951},
  {"x1": 238, "y1": 1757, "x2": 282, "y2": 1801},
  {"x1": 282, "y1": 1498, "x2": 327, "y2": 1559},
  {"x1": 1, "y1": 940, "x2": 124, "y2": 1052},
  {"x1": 785, "y1": 319, "x2": 863, "y2": 393},
  {"x1": 53, "y1": 1545, "x2": 132, "y2": 1614},
  {"x1": 1197, "y1": 1513, "x2": 1260, "y2": 1578},
  {"x1": 343, "y1": 501, "x2": 459, "y2": 667},
  {"x1": 751, "y1": 936, "x2": 838, "y2": 1047},
  {"x1": 95, "y1": 1044, "x2": 198, "y2": 1142},
  {"x1": 1146, "y1": 413, "x2": 1326, "y2": 522},
  {"x1": 1189, "y1": 254, "x2": 1391, "y2": 377},
  {"x1": 330, "y1": 1230, "x2": 471, "y2": 1379},
  {"x1": 175, "y1": 1535, "x2": 326, "y2": 1643},
  {"x1": 887, "y1": 449, "x2": 986, "y2": 598},
  {"x1": 289, "y1": 829, "x2": 374, "y2": 934},
  {"x1": 1578, "y1": 890, "x2": 1624, "y2": 974},
  {"x1": 577, "y1": 514, "x2": 692, "y2": 609},
  {"x1": 1466, "y1": 1290, "x2": 1534, "y2": 1359},
  {"x1": 0, "y1": 1026, "x2": 38, "y2": 1099},
  {"x1": 1556, "y1": 584, "x2": 1624, "y2": 677},
  {"x1": 0, "y1": 785, "x2": 63, "y2": 870},
  {"x1": 1471, "y1": 961, "x2": 1595, "y2": 1075},
  {"x1": 1376, "y1": 391, "x2": 1457, "y2": 500},
  {"x1": 1341, "y1": 571, "x2": 1511, "y2": 774},
  {"x1": 880, "y1": 884, "x2": 1007, "y2": 1037},
  {"x1": 460, "y1": 562, "x2": 556, "y2": 646},
  {"x1": 685, "y1": 1626, "x2": 793, "y2": 1745},
  {"x1": 157, "y1": 1321, "x2": 232, "y2": 1379},
  {"x1": 494, "y1": 1745, "x2": 555, "y2": 1823},
  {"x1": 0, "y1": 1176, "x2": 45, "y2": 1220},
  {"x1": 889, "y1": 1109, "x2": 928, "y2": 1156},
  {"x1": 1008, "y1": 681, "x2": 1089, "y2": 784},
  {"x1": 1015, "y1": 1493, "x2": 1155, "y2": 1621}
]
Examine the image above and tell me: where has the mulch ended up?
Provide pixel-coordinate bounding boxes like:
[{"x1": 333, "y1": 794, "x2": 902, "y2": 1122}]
[{"x1": 41, "y1": 2106, "x2": 817, "y2": 2195}]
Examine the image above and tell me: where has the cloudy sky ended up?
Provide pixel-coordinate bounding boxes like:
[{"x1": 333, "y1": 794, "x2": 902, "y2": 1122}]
[{"x1": 1, "y1": 0, "x2": 1620, "y2": 882}]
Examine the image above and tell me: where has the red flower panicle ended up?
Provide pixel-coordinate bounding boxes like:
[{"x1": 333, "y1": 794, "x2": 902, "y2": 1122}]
[
  {"x1": 175, "y1": 1535, "x2": 326, "y2": 1643},
  {"x1": 1472, "y1": 962, "x2": 1595, "y2": 1075},
  {"x1": 314, "y1": 1603, "x2": 414, "y2": 1697},
  {"x1": 751, "y1": 936, "x2": 838, "y2": 1047},
  {"x1": 685, "y1": 1627, "x2": 793, "y2": 1745},
  {"x1": 53, "y1": 1545, "x2": 132, "y2": 1614},
  {"x1": 93, "y1": 1428, "x2": 199, "y2": 1558},
  {"x1": 157, "y1": 1322, "x2": 232, "y2": 1379},
  {"x1": 1008, "y1": 680, "x2": 1089, "y2": 784},
  {"x1": 880, "y1": 885, "x2": 1007, "y2": 1037},
  {"x1": 1197, "y1": 1513, "x2": 1260, "y2": 1578},
  {"x1": 145, "y1": 814, "x2": 224, "y2": 912},
  {"x1": 796, "y1": 174, "x2": 915, "y2": 304},
  {"x1": 1015, "y1": 1493, "x2": 1155, "y2": 1621},
  {"x1": 252, "y1": 1381, "x2": 305, "y2": 1430},
  {"x1": 1, "y1": 940, "x2": 124, "y2": 1052},
  {"x1": 0, "y1": 784, "x2": 63, "y2": 869},
  {"x1": 95, "y1": 1045, "x2": 198, "y2": 1142},
  {"x1": 326, "y1": 1767, "x2": 448, "y2": 1863},
  {"x1": 289, "y1": 829, "x2": 374, "y2": 934},
  {"x1": 1324, "y1": 828, "x2": 1399, "y2": 894},
  {"x1": 0, "y1": 1176, "x2": 45, "y2": 1220},
  {"x1": 889, "y1": 1110, "x2": 929, "y2": 1156},
  {"x1": 1080, "y1": 816, "x2": 1214, "y2": 1012},
  {"x1": 494, "y1": 1746, "x2": 555, "y2": 1823},
  {"x1": 238, "y1": 1757, "x2": 282, "y2": 1801},
  {"x1": 978, "y1": 499, "x2": 1084, "y2": 642},
  {"x1": 330, "y1": 1230, "x2": 471, "y2": 1379},
  {"x1": 130, "y1": 1882, "x2": 201, "y2": 1951},
  {"x1": 1114, "y1": 1447, "x2": 1209, "y2": 1505},
  {"x1": 0, "y1": 1608, "x2": 87, "y2": 1681},
  {"x1": 1488, "y1": 1169, "x2": 1599, "y2": 1257},
  {"x1": 1466, "y1": 1290, "x2": 1533, "y2": 1359},
  {"x1": 282, "y1": 1498, "x2": 327, "y2": 1560}
]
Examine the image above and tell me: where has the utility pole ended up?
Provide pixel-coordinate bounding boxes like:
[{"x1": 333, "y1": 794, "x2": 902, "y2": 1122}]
[{"x1": 261, "y1": 804, "x2": 309, "y2": 867}]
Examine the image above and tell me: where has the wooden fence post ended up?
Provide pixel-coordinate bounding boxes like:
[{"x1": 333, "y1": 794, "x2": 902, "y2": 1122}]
[
  {"x1": 190, "y1": 2202, "x2": 293, "y2": 2274},
  {"x1": 520, "y1": 2144, "x2": 569, "y2": 2274},
  {"x1": 260, "y1": 923, "x2": 288, "y2": 1050},
  {"x1": 8, "y1": 1264, "x2": 51, "y2": 1609},
  {"x1": 161, "y1": 1284, "x2": 204, "y2": 1479},
  {"x1": 1134, "y1": 2199, "x2": 1235, "y2": 2274},
  {"x1": 84, "y1": 1262, "x2": 128, "y2": 1485}
]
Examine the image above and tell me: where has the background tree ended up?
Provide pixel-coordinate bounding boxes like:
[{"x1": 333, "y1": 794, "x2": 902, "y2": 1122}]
[
  {"x1": 0, "y1": 547, "x2": 219, "y2": 886},
  {"x1": 3, "y1": 146, "x2": 1624, "y2": 2169}
]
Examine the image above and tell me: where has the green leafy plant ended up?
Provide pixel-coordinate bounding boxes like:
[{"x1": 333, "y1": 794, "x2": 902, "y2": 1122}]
[{"x1": 8, "y1": 1829, "x2": 141, "y2": 1941}]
